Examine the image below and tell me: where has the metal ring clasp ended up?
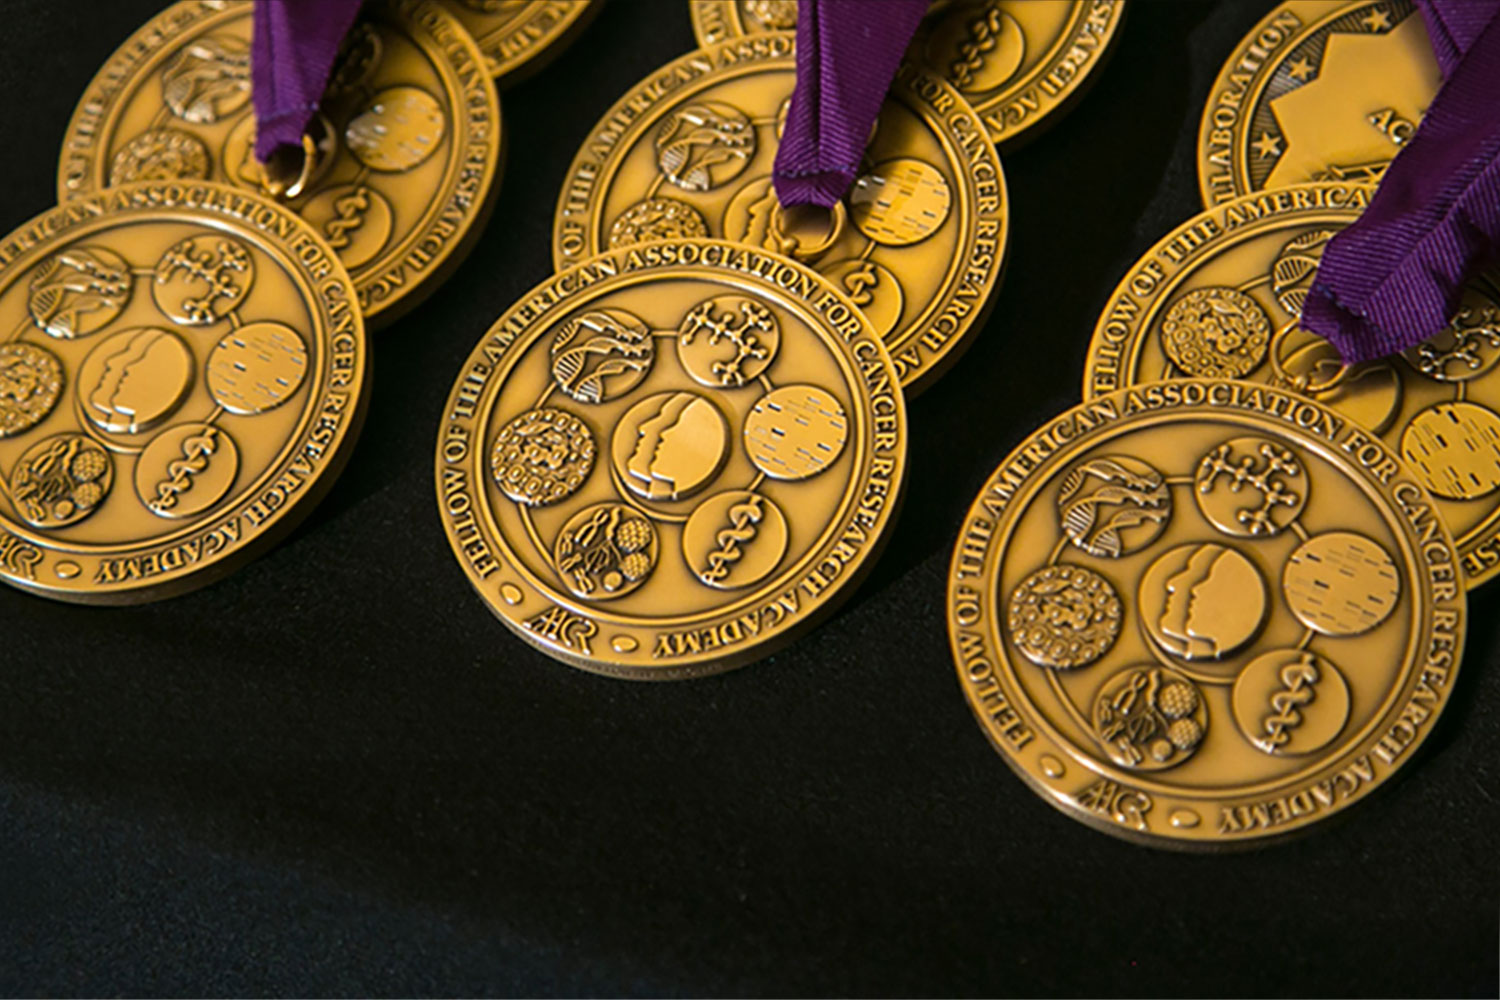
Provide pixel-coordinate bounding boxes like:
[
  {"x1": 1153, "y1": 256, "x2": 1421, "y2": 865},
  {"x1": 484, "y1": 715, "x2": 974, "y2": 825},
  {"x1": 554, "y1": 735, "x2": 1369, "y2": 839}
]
[
  {"x1": 260, "y1": 133, "x2": 318, "y2": 200},
  {"x1": 771, "y1": 201, "x2": 848, "y2": 261},
  {"x1": 260, "y1": 117, "x2": 336, "y2": 200},
  {"x1": 1268, "y1": 318, "x2": 1352, "y2": 395}
]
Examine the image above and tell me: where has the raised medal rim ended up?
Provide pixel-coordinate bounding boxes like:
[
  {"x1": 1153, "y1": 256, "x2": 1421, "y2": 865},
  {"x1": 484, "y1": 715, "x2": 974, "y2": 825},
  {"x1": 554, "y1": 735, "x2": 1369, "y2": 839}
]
[
  {"x1": 686, "y1": 0, "x2": 1128, "y2": 148},
  {"x1": 548, "y1": 31, "x2": 1010, "y2": 395},
  {"x1": 0, "y1": 179, "x2": 371, "y2": 604},
  {"x1": 1079, "y1": 180, "x2": 1500, "y2": 588},
  {"x1": 945, "y1": 378, "x2": 1466, "y2": 848},
  {"x1": 53, "y1": 0, "x2": 505, "y2": 326},
  {"x1": 1192, "y1": 0, "x2": 1413, "y2": 209},
  {"x1": 434, "y1": 238, "x2": 909, "y2": 680}
]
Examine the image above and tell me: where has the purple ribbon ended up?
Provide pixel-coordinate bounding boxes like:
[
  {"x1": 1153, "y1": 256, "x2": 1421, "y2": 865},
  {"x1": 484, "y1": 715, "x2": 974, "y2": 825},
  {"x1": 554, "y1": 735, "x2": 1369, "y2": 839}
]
[
  {"x1": 1302, "y1": 0, "x2": 1500, "y2": 364},
  {"x1": 251, "y1": 0, "x2": 364, "y2": 163},
  {"x1": 773, "y1": 0, "x2": 928, "y2": 208},
  {"x1": 1419, "y1": 0, "x2": 1493, "y2": 74}
]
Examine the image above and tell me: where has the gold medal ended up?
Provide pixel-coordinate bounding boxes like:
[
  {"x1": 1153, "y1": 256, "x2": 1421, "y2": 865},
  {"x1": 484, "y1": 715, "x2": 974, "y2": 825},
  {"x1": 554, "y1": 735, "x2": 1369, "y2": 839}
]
[
  {"x1": 688, "y1": 1, "x2": 1126, "y2": 147},
  {"x1": 947, "y1": 379, "x2": 1465, "y2": 847},
  {"x1": 57, "y1": 0, "x2": 503, "y2": 325},
  {"x1": 689, "y1": 0, "x2": 799, "y2": 42},
  {"x1": 0, "y1": 180, "x2": 368, "y2": 603},
  {"x1": 552, "y1": 34, "x2": 1008, "y2": 394},
  {"x1": 442, "y1": 0, "x2": 598, "y2": 82},
  {"x1": 1197, "y1": 0, "x2": 1440, "y2": 208},
  {"x1": 1083, "y1": 181, "x2": 1500, "y2": 588},
  {"x1": 436, "y1": 239, "x2": 906, "y2": 679}
]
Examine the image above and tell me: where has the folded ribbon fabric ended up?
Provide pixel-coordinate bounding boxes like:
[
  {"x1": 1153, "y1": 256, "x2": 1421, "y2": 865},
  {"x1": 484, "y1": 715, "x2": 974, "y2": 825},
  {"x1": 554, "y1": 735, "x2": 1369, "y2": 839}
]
[
  {"x1": 1302, "y1": 0, "x2": 1500, "y2": 364},
  {"x1": 773, "y1": 0, "x2": 928, "y2": 209},
  {"x1": 1419, "y1": 0, "x2": 1493, "y2": 74},
  {"x1": 251, "y1": 0, "x2": 364, "y2": 163}
]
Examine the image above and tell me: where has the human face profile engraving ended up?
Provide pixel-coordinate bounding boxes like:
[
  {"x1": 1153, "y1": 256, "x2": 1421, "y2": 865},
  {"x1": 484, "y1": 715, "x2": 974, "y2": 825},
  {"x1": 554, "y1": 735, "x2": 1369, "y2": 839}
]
[
  {"x1": 79, "y1": 327, "x2": 193, "y2": 435},
  {"x1": 1140, "y1": 542, "x2": 1266, "y2": 661},
  {"x1": 614, "y1": 391, "x2": 728, "y2": 502}
]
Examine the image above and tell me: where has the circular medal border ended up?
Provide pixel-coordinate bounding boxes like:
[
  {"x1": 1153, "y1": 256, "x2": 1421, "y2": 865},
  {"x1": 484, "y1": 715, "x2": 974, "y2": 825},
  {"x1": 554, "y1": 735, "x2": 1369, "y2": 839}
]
[
  {"x1": 1081, "y1": 184, "x2": 1368, "y2": 393},
  {"x1": 1194, "y1": 0, "x2": 1400, "y2": 208},
  {"x1": 686, "y1": 0, "x2": 1128, "y2": 149},
  {"x1": 983, "y1": 409, "x2": 1428, "y2": 802},
  {"x1": 54, "y1": 0, "x2": 505, "y2": 327},
  {"x1": 0, "y1": 180, "x2": 370, "y2": 604},
  {"x1": 436, "y1": 239, "x2": 908, "y2": 680},
  {"x1": 549, "y1": 31, "x2": 1009, "y2": 396},
  {"x1": 946, "y1": 380, "x2": 1466, "y2": 849},
  {"x1": 1080, "y1": 181, "x2": 1500, "y2": 589}
]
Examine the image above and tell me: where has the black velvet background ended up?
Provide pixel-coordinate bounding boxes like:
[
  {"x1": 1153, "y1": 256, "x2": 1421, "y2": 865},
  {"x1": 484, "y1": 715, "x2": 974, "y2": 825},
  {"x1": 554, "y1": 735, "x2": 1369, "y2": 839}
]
[{"x1": 0, "y1": 0, "x2": 1496, "y2": 995}]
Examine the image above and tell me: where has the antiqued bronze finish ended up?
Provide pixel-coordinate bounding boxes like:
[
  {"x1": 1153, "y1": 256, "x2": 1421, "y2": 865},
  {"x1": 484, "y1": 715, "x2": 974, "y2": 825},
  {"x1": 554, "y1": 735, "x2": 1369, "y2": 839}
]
[
  {"x1": 0, "y1": 181, "x2": 369, "y2": 602},
  {"x1": 688, "y1": 0, "x2": 1125, "y2": 147},
  {"x1": 1083, "y1": 182, "x2": 1500, "y2": 588},
  {"x1": 1197, "y1": 0, "x2": 1440, "y2": 208},
  {"x1": 553, "y1": 33, "x2": 1008, "y2": 394},
  {"x1": 948, "y1": 379, "x2": 1465, "y2": 847},
  {"x1": 442, "y1": 0, "x2": 598, "y2": 82},
  {"x1": 689, "y1": 0, "x2": 800, "y2": 42},
  {"x1": 57, "y1": 0, "x2": 504, "y2": 325},
  {"x1": 437, "y1": 239, "x2": 907, "y2": 679}
]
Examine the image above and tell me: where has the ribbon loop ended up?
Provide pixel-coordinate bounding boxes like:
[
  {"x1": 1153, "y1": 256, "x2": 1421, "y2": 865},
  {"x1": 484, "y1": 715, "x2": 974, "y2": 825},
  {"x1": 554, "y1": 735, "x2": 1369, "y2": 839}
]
[
  {"x1": 1302, "y1": 0, "x2": 1500, "y2": 364},
  {"x1": 250, "y1": 0, "x2": 364, "y2": 170},
  {"x1": 772, "y1": 0, "x2": 928, "y2": 210}
]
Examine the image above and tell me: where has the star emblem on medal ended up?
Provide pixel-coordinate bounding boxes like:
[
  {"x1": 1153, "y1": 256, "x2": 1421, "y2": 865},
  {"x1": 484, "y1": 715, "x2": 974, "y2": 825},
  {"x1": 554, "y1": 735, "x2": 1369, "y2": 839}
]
[{"x1": 1252, "y1": 131, "x2": 1283, "y2": 159}]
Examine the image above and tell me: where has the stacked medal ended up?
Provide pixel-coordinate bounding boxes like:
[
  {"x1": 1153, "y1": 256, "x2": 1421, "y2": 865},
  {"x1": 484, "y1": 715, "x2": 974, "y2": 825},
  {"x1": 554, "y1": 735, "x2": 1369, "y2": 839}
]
[
  {"x1": 434, "y1": 1, "x2": 1125, "y2": 677},
  {"x1": 945, "y1": 0, "x2": 1479, "y2": 847},
  {"x1": 0, "y1": 0, "x2": 589, "y2": 602}
]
